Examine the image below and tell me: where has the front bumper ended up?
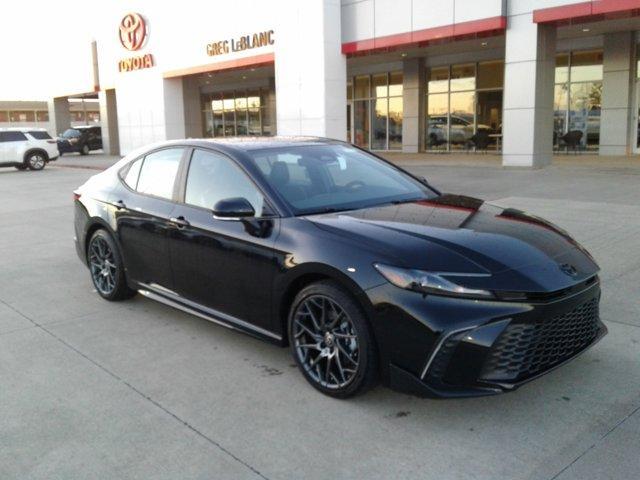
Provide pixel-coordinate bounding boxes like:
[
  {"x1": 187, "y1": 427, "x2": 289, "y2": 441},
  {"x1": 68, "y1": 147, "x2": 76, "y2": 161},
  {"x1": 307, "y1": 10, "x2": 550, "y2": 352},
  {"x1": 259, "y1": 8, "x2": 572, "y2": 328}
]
[{"x1": 368, "y1": 278, "x2": 606, "y2": 398}]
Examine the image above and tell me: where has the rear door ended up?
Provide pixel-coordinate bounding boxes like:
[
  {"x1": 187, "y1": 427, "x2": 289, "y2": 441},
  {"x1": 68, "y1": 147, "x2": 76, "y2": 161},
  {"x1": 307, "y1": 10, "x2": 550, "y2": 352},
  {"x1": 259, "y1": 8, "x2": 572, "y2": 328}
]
[
  {"x1": 168, "y1": 148, "x2": 280, "y2": 332},
  {"x1": 113, "y1": 147, "x2": 186, "y2": 291}
]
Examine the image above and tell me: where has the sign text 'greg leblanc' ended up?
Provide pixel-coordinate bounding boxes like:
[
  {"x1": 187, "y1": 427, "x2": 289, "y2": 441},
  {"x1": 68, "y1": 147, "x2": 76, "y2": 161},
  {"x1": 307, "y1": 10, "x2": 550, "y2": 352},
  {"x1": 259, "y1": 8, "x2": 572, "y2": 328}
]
[{"x1": 206, "y1": 30, "x2": 274, "y2": 57}]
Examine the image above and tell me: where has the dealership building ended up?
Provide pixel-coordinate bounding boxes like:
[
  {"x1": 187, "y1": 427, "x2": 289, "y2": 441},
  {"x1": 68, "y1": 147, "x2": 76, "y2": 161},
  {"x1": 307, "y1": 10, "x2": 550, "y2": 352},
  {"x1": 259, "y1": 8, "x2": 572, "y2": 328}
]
[{"x1": 48, "y1": 0, "x2": 640, "y2": 167}]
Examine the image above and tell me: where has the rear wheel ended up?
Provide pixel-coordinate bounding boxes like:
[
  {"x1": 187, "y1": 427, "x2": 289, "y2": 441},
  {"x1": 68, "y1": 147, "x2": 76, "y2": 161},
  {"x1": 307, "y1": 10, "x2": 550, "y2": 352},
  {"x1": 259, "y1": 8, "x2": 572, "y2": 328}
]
[
  {"x1": 26, "y1": 152, "x2": 46, "y2": 170},
  {"x1": 80, "y1": 144, "x2": 90, "y2": 155},
  {"x1": 87, "y1": 229, "x2": 136, "y2": 301},
  {"x1": 288, "y1": 281, "x2": 378, "y2": 398}
]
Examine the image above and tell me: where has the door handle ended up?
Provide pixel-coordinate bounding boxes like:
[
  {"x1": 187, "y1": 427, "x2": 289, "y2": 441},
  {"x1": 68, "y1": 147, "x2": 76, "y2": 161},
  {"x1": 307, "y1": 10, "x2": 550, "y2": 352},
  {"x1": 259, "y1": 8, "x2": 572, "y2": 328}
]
[{"x1": 170, "y1": 216, "x2": 190, "y2": 228}]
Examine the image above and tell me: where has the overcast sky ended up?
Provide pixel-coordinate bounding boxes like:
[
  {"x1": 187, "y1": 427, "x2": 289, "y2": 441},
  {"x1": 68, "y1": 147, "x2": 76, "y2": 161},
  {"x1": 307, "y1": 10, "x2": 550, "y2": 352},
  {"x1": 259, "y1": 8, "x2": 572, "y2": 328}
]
[{"x1": 0, "y1": 1, "x2": 104, "y2": 100}]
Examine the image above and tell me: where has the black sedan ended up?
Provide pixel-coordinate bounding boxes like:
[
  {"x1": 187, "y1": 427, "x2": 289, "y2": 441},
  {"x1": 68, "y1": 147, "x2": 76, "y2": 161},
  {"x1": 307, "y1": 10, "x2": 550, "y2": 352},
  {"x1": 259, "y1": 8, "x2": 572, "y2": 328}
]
[
  {"x1": 58, "y1": 126, "x2": 102, "y2": 155},
  {"x1": 73, "y1": 137, "x2": 606, "y2": 398}
]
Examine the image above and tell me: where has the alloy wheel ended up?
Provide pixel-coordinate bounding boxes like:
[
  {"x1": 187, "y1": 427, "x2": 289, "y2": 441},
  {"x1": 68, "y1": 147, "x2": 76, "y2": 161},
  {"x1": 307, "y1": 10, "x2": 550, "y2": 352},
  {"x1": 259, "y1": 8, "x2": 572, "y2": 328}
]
[
  {"x1": 89, "y1": 237, "x2": 117, "y2": 295},
  {"x1": 28, "y1": 154, "x2": 45, "y2": 170},
  {"x1": 292, "y1": 295, "x2": 360, "y2": 389}
]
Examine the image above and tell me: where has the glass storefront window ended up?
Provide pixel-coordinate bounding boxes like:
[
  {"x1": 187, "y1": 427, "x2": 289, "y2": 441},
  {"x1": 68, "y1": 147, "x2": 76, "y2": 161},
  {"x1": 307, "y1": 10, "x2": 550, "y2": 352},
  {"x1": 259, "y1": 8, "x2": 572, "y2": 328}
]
[
  {"x1": 371, "y1": 98, "x2": 388, "y2": 149},
  {"x1": 477, "y1": 60, "x2": 504, "y2": 90},
  {"x1": 570, "y1": 50, "x2": 603, "y2": 83},
  {"x1": 372, "y1": 74, "x2": 388, "y2": 98},
  {"x1": 426, "y1": 62, "x2": 503, "y2": 152},
  {"x1": 36, "y1": 111, "x2": 49, "y2": 122},
  {"x1": 354, "y1": 100, "x2": 369, "y2": 148},
  {"x1": 554, "y1": 50, "x2": 602, "y2": 151},
  {"x1": 428, "y1": 67, "x2": 449, "y2": 93},
  {"x1": 555, "y1": 54, "x2": 569, "y2": 84},
  {"x1": 388, "y1": 96, "x2": 403, "y2": 150},
  {"x1": 347, "y1": 72, "x2": 403, "y2": 150},
  {"x1": 202, "y1": 87, "x2": 272, "y2": 138},
  {"x1": 354, "y1": 76, "x2": 370, "y2": 99},
  {"x1": 427, "y1": 93, "x2": 448, "y2": 150},
  {"x1": 389, "y1": 72, "x2": 403, "y2": 97},
  {"x1": 450, "y1": 64, "x2": 475, "y2": 91}
]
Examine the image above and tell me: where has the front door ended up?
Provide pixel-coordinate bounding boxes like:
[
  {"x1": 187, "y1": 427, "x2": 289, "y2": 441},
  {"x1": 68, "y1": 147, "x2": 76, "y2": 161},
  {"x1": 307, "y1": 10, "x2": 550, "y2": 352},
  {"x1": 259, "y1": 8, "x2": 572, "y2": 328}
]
[{"x1": 168, "y1": 148, "x2": 279, "y2": 332}]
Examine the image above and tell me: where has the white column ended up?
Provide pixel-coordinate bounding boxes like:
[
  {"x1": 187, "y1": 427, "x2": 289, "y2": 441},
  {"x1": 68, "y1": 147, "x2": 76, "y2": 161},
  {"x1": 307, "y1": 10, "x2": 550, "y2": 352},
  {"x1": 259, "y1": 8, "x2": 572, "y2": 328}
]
[
  {"x1": 182, "y1": 75, "x2": 203, "y2": 139},
  {"x1": 503, "y1": 11, "x2": 556, "y2": 168},
  {"x1": 275, "y1": 0, "x2": 347, "y2": 140},
  {"x1": 98, "y1": 89, "x2": 120, "y2": 156},
  {"x1": 402, "y1": 58, "x2": 425, "y2": 153},
  {"x1": 600, "y1": 32, "x2": 635, "y2": 156},
  {"x1": 47, "y1": 97, "x2": 70, "y2": 137}
]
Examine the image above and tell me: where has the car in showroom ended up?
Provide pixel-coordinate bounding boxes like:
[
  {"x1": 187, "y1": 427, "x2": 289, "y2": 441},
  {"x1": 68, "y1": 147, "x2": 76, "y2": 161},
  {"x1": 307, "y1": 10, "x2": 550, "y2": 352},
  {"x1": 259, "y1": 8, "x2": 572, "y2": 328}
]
[
  {"x1": 73, "y1": 137, "x2": 606, "y2": 398},
  {"x1": 0, "y1": 128, "x2": 59, "y2": 170},
  {"x1": 57, "y1": 125, "x2": 102, "y2": 155}
]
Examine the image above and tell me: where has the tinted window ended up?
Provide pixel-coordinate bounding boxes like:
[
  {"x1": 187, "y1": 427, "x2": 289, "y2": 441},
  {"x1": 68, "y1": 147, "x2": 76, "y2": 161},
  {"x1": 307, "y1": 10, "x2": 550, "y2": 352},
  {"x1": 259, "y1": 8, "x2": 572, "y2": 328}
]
[
  {"x1": 185, "y1": 149, "x2": 264, "y2": 214},
  {"x1": 28, "y1": 131, "x2": 52, "y2": 140},
  {"x1": 136, "y1": 148, "x2": 184, "y2": 199},
  {"x1": 0, "y1": 131, "x2": 27, "y2": 142},
  {"x1": 62, "y1": 129, "x2": 81, "y2": 138},
  {"x1": 123, "y1": 158, "x2": 143, "y2": 190},
  {"x1": 248, "y1": 144, "x2": 434, "y2": 215}
]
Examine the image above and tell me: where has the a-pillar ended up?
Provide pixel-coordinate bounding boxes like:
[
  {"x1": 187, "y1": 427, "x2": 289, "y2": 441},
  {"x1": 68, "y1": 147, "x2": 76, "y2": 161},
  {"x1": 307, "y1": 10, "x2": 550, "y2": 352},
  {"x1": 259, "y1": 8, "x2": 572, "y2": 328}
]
[
  {"x1": 47, "y1": 97, "x2": 71, "y2": 137},
  {"x1": 503, "y1": 8, "x2": 556, "y2": 167},
  {"x1": 600, "y1": 32, "x2": 635, "y2": 156},
  {"x1": 402, "y1": 58, "x2": 425, "y2": 153},
  {"x1": 275, "y1": 0, "x2": 346, "y2": 140},
  {"x1": 98, "y1": 89, "x2": 120, "y2": 156}
]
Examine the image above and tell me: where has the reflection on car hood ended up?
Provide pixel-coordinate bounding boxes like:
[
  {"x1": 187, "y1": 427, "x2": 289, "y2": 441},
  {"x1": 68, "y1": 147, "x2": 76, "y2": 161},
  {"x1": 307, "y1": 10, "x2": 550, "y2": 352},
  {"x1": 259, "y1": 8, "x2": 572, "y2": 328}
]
[{"x1": 307, "y1": 194, "x2": 599, "y2": 292}]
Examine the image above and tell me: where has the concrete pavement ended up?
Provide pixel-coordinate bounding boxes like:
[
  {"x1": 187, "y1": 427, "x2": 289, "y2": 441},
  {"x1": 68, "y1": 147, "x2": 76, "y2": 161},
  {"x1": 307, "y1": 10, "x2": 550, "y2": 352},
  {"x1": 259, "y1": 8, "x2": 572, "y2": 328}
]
[{"x1": 0, "y1": 158, "x2": 639, "y2": 479}]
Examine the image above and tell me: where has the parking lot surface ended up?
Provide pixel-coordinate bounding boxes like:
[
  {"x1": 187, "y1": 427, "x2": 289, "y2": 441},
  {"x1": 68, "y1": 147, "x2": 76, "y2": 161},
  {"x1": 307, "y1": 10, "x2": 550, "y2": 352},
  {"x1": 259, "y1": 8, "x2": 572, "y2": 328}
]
[{"x1": 1, "y1": 156, "x2": 639, "y2": 479}]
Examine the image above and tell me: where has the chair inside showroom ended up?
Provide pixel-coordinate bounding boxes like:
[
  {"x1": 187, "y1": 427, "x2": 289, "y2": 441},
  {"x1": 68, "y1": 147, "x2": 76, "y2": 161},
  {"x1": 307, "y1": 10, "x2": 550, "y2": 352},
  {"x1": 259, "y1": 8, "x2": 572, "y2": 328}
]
[
  {"x1": 561, "y1": 130, "x2": 583, "y2": 154},
  {"x1": 469, "y1": 130, "x2": 490, "y2": 153}
]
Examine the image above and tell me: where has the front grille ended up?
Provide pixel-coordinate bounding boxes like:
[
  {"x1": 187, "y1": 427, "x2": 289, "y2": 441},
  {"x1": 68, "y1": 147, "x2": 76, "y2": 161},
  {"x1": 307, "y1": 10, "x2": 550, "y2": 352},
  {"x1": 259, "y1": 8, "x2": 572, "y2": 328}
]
[{"x1": 480, "y1": 297, "x2": 600, "y2": 382}]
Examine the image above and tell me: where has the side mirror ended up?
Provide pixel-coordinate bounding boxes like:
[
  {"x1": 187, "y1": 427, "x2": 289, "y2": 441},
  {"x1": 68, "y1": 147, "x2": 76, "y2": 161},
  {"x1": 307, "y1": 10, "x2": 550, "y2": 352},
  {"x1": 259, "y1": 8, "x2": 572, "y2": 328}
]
[{"x1": 212, "y1": 197, "x2": 255, "y2": 220}]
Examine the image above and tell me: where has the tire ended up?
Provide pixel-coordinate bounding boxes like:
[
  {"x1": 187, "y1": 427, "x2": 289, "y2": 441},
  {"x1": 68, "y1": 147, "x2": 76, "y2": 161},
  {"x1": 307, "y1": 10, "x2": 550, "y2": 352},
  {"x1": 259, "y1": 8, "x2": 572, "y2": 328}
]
[
  {"x1": 87, "y1": 229, "x2": 136, "y2": 301},
  {"x1": 80, "y1": 144, "x2": 90, "y2": 155},
  {"x1": 26, "y1": 151, "x2": 46, "y2": 170},
  {"x1": 288, "y1": 280, "x2": 378, "y2": 398}
]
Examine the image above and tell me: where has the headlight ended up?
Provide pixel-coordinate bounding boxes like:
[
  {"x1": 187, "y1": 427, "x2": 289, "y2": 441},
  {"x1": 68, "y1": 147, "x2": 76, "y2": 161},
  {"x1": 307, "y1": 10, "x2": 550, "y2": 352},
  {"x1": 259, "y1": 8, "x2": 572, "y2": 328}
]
[{"x1": 374, "y1": 263, "x2": 494, "y2": 299}]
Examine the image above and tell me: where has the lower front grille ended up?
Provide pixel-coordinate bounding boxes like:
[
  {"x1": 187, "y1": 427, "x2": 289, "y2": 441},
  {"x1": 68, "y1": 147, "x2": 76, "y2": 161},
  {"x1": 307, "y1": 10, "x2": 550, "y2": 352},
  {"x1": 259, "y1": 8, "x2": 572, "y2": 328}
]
[{"x1": 480, "y1": 297, "x2": 600, "y2": 382}]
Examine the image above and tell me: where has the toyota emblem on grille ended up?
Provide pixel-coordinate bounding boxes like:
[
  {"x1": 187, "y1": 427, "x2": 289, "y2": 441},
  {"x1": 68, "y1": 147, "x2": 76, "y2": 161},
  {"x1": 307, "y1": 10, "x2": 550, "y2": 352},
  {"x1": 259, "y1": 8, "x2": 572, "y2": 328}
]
[{"x1": 559, "y1": 263, "x2": 578, "y2": 276}]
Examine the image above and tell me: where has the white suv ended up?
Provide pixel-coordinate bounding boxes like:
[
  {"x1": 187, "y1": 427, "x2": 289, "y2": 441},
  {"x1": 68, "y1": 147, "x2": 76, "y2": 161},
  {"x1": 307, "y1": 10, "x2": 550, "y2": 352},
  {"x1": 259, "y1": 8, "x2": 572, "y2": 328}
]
[{"x1": 0, "y1": 128, "x2": 60, "y2": 171}]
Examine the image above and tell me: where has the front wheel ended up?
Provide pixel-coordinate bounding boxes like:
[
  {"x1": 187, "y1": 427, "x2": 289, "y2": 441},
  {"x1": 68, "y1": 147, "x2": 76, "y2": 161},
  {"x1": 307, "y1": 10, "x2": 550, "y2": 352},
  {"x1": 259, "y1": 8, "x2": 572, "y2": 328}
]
[
  {"x1": 87, "y1": 229, "x2": 136, "y2": 301},
  {"x1": 26, "y1": 152, "x2": 46, "y2": 170},
  {"x1": 288, "y1": 281, "x2": 378, "y2": 398}
]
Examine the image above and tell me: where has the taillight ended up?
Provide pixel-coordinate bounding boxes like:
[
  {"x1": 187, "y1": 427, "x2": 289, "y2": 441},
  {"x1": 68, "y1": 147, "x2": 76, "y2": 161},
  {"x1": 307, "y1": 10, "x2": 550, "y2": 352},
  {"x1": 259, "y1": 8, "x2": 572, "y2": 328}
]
[
  {"x1": 73, "y1": 191, "x2": 81, "y2": 201},
  {"x1": 47, "y1": 140, "x2": 57, "y2": 144}
]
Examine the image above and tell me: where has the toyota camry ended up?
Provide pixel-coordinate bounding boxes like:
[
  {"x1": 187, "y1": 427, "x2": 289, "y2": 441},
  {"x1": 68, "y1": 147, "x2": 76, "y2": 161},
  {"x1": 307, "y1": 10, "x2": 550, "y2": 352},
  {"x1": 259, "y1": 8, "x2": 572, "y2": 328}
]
[{"x1": 73, "y1": 137, "x2": 606, "y2": 398}]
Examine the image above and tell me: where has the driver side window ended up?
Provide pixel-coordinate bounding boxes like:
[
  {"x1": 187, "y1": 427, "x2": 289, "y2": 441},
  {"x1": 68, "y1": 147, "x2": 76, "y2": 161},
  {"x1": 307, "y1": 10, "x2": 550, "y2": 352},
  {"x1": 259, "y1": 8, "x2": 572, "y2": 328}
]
[{"x1": 185, "y1": 149, "x2": 264, "y2": 214}]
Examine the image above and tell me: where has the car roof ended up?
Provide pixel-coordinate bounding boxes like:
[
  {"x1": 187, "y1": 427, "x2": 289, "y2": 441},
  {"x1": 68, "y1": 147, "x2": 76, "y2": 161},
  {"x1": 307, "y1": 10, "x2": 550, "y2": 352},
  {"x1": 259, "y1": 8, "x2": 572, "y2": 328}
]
[
  {"x1": 0, "y1": 127, "x2": 48, "y2": 132},
  {"x1": 174, "y1": 136, "x2": 340, "y2": 152},
  {"x1": 68, "y1": 125, "x2": 100, "y2": 130}
]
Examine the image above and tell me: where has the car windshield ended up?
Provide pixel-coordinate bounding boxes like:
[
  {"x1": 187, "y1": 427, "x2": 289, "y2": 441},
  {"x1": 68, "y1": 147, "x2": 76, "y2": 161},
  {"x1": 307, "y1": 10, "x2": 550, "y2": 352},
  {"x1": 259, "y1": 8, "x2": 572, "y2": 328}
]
[
  {"x1": 62, "y1": 129, "x2": 81, "y2": 138},
  {"x1": 247, "y1": 144, "x2": 436, "y2": 215}
]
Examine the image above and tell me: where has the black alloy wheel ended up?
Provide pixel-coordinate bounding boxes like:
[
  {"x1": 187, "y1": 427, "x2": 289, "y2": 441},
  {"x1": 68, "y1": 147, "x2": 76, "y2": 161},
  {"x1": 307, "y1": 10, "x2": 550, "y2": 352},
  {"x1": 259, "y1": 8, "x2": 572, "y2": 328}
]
[
  {"x1": 26, "y1": 152, "x2": 46, "y2": 170},
  {"x1": 289, "y1": 281, "x2": 378, "y2": 398},
  {"x1": 87, "y1": 230, "x2": 136, "y2": 301},
  {"x1": 81, "y1": 144, "x2": 90, "y2": 155}
]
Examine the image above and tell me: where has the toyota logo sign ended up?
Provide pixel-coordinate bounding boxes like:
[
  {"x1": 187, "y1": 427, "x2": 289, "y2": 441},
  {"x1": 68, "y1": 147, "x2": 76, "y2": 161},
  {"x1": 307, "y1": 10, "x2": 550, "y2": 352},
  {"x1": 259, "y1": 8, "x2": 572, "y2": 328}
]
[{"x1": 119, "y1": 12, "x2": 147, "y2": 51}]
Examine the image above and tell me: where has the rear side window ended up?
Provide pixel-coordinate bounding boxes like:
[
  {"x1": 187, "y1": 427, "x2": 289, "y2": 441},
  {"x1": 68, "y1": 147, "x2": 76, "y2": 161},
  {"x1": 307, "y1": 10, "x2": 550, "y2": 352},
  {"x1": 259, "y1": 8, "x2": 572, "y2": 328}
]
[
  {"x1": 136, "y1": 148, "x2": 184, "y2": 199},
  {"x1": 0, "y1": 131, "x2": 27, "y2": 142},
  {"x1": 122, "y1": 158, "x2": 143, "y2": 190},
  {"x1": 28, "y1": 131, "x2": 52, "y2": 140}
]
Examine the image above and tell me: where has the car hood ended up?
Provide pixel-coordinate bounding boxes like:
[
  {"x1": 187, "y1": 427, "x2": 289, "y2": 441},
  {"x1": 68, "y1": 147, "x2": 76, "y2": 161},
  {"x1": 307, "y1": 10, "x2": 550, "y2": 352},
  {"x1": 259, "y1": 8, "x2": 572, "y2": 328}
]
[{"x1": 306, "y1": 194, "x2": 599, "y2": 293}]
